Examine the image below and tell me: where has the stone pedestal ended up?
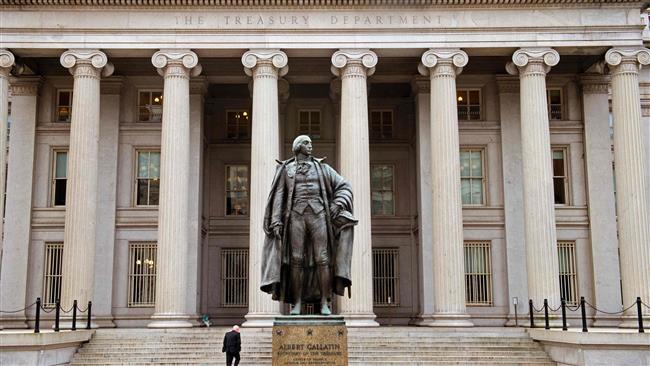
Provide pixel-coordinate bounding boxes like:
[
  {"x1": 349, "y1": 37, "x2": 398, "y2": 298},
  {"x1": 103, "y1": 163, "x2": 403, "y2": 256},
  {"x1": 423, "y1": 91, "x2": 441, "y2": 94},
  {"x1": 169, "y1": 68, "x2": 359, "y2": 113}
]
[
  {"x1": 148, "y1": 49, "x2": 201, "y2": 328},
  {"x1": 507, "y1": 48, "x2": 562, "y2": 311},
  {"x1": 418, "y1": 49, "x2": 472, "y2": 327},
  {"x1": 605, "y1": 47, "x2": 650, "y2": 326},
  {"x1": 273, "y1": 315, "x2": 347, "y2": 366},
  {"x1": 242, "y1": 49, "x2": 287, "y2": 327},
  {"x1": 331, "y1": 49, "x2": 379, "y2": 327}
]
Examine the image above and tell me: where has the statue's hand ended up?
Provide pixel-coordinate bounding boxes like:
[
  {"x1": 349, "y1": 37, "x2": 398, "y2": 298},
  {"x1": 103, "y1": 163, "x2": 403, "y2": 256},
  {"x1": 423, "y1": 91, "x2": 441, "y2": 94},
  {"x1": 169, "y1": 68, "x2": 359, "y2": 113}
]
[
  {"x1": 273, "y1": 225, "x2": 283, "y2": 240},
  {"x1": 330, "y1": 203, "x2": 342, "y2": 218}
]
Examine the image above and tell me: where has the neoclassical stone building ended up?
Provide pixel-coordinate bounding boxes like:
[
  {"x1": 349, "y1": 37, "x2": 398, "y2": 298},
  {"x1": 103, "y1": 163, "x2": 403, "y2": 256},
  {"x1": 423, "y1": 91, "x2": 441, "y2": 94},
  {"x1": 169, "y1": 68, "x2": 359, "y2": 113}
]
[{"x1": 0, "y1": 1, "x2": 648, "y2": 329}]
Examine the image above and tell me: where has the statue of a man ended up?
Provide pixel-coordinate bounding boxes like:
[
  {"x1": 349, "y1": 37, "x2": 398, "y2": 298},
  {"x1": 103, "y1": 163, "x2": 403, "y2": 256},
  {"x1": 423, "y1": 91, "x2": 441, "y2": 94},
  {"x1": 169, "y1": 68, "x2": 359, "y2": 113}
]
[{"x1": 260, "y1": 135, "x2": 357, "y2": 315}]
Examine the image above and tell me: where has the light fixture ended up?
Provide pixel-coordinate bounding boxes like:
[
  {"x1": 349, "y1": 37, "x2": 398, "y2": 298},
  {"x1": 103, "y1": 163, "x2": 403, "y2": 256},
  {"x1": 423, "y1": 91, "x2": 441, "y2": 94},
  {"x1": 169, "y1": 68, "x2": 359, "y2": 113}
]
[
  {"x1": 242, "y1": 111, "x2": 248, "y2": 117},
  {"x1": 154, "y1": 97, "x2": 160, "y2": 103},
  {"x1": 136, "y1": 259, "x2": 142, "y2": 265},
  {"x1": 457, "y1": 96, "x2": 464, "y2": 102}
]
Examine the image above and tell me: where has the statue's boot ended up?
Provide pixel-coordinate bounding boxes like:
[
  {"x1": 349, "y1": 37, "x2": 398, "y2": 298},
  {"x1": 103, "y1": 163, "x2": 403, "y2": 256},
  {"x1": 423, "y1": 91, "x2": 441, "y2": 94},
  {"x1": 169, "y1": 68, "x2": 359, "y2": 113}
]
[
  {"x1": 290, "y1": 265, "x2": 303, "y2": 315},
  {"x1": 318, "y1": 264, "x2": 332, "y2": 316}
]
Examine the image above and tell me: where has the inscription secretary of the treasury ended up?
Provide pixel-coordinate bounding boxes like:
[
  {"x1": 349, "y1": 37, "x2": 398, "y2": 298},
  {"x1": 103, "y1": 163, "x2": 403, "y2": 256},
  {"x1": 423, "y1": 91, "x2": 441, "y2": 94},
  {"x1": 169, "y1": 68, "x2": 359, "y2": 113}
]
[{"x1": 260, "y1": 135, "x2": 357, "y2": 315}]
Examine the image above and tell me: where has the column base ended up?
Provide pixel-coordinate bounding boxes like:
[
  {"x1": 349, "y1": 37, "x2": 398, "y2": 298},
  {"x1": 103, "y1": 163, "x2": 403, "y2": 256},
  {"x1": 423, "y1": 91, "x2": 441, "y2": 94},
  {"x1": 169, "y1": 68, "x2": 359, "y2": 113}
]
[
  {"x1": 340, "y1": 312, "x2": 379, "y2": 327},
  {"x1": 414, "y1": 314, "x2": 435, "y2": 326},
  {"x1": 148, "y1": 313, "x2": 193, "y2": 328},
  {"x1": 592, "y1": 315, "x2": 621, "y2": 327},
  {"x1": 0, "y1": 317, "x2": 29, "y2": 329},
  {"x1": 242, "y1": 312, "x2": 280, "y2": 328},
  {"x1": 420, "y1": 313, "x2": 473, "y2": 327},
  {"x1": 619, "y1": 315, "x2": 648, "y2": 329}
]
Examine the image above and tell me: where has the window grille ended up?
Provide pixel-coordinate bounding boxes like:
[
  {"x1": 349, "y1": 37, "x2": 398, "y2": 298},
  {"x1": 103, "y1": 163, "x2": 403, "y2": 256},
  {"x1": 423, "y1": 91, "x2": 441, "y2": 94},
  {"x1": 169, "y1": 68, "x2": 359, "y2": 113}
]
[
  {"x1": 137, "y1": 90, "x2": 164, "y2": 122},
  {"x1": 372, "y1": 248, "x2": 399, "y2": 307},
  {"x1": 460, "y1": 149, "x2": 485, "y2": 205},
  {"x1": 370, "y1": 165, "x2": 394, "y2": 216},
  {"x1": 558, "y1": 241, "x2": 578, "y2": 306},
  {"x1": 457, "y1": 89, "x2": 481, "y2": 120},
  {"x1": 52, "y1": 150, "x2": 68, "y2": 207},
  {"x1": 547, "y1": 88, "x2": 563, "y2": 120},
  {"x1": 464, "y1": 241, "x2": 493, "y2": 306},
  {"x1": 226, "y1": 110, "x2": 250, "y2": 139},
  {"x1": 43, "y1": 243, "x2": 64, "y2": 308},
  {"x1": 56, "y1": 90, "x2": 73, "y2": 122},
  {"x1": 369, "y1": 110, "x2": 393, "y2": 139},
  {"x1": 127, "y1": 242, "x2": 157, "y2": 307},
  {"x1": 298, "y1": 110, "x2": 321, "y2": 138},
  {"x1": 221, "y1": 248, "x2": 249, "y2": 307},
  {"x1": 225, "y1": 165, "x2": 249, "y2": 216},
  {"x1": 552, "y1": 147, "x2": 569, "y2": 205},
  {"x1": 136, "y1": 150, "x2": 160, "y2": 206}
]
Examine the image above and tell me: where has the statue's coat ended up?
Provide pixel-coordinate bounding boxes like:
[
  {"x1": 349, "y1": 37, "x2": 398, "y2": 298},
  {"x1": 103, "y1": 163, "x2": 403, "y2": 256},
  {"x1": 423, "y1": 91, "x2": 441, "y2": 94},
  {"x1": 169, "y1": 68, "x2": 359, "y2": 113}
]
[{"x1": 260, "y1": 156, "x2": 357, "y2": 303}]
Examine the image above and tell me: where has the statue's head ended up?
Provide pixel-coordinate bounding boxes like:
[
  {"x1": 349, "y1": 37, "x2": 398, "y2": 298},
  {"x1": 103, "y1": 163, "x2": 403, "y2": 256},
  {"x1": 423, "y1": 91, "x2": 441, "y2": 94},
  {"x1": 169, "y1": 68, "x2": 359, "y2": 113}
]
[{"x1": 292, "y1": 135, "x2": 313, "y2": 156}]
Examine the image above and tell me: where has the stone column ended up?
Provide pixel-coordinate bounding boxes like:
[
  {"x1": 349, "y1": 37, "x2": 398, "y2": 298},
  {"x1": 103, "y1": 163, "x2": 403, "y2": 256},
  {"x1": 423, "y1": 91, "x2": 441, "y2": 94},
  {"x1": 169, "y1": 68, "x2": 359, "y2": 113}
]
[
  {"x1": 59, "y1": 50, "x2": 113, "y2": 322},
  {"x1": 331, "y1": 49, "x2": 379, "y2": 327},
  {"x1": 506, "y1": 48, "x2": 562, "y2": 311},
  {"x1": 604, "y1": 47, "x2": 650, "y2": 324},
  {"x1": 0, "y1": 76, "x2": 40, "y2": 328},
  {"x1": 149, "y1": 50, "x2": 201, "y2": 328},
  {"x1": 496, "y1": 76, "x2": 529, "y2": 325},
  {"x1": 418, "y1": 49, "x2": 472, "y2": 326},
  {"x1": 411, "y1": 76, "x2": 436, "y2": 325},
  {"x1": 579, "y1": 75, "x2": 622, "y2": 326},
  {"x1": 241, "y1": 49, "x2": 287, "y2": 327},
  {"x1": 0, "y1": 50, "x2": 13, "y2": 246}
]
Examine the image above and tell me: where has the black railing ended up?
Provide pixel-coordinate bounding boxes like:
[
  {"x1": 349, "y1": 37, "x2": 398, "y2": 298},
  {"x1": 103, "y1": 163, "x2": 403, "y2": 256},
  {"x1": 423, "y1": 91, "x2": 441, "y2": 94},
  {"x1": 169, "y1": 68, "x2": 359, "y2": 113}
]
[
  {"x1": 528, "y1": 296, "x2": 647, "y2": 333},
  {"x1": 0, "y1": 297, "x2": 93, "y2": 333}
]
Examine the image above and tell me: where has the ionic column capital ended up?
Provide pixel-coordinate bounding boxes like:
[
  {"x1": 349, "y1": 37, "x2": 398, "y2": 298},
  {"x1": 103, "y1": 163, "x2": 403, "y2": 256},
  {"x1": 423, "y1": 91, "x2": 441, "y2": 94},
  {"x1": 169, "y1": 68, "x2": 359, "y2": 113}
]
[
  {"x1": 418, "y1": 49, "x2": 468, "y2": 77},
  {"x1": 242, "y1": 49, "x2": 288, "y2": 78},
  {"x1": 605, "y1": 47, "x2": 650, "y2": 76},
  {"x1": 579, "y1": 74, "x2": 611, "y2": 95},
  {"x1": 152, "y1": 49, "x2": 202, "y2": 78},
  {"x1": 506, "y1": 48, "x2": 559, "y2": 76},
  {"x1": 60, "y1": 49, "x2": 114, "y2": 78},
  {"x1": 0, "y1": 49, "x2": 15, "y2": 78},
  {"x1": 331, "y1": 49, "x2": 378, "y2": 77}
]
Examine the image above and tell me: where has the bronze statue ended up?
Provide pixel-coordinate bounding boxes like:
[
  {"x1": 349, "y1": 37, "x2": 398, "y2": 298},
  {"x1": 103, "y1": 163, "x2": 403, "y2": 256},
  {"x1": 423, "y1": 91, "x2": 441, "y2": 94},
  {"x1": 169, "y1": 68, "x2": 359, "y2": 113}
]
[{"x1": 260, "y1": 135, "x2": 357, "y2": 315}]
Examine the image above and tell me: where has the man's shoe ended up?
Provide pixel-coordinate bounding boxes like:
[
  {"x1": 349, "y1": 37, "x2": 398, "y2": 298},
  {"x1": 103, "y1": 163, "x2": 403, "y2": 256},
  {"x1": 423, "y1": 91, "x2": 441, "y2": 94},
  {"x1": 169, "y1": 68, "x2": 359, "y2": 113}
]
[
  {"x1": 320, "y1": 303, "x2": 331, "y2": 315},
  {"x1": 290, "y1": 302, "x2": 301, "y2": 315}
]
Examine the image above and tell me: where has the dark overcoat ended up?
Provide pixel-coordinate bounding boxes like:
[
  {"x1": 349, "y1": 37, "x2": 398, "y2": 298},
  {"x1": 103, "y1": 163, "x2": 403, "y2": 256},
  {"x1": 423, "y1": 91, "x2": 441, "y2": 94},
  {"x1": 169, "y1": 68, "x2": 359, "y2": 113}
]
[{"x1": 260, "y1": 156, "x2": 357, "y2": 304}]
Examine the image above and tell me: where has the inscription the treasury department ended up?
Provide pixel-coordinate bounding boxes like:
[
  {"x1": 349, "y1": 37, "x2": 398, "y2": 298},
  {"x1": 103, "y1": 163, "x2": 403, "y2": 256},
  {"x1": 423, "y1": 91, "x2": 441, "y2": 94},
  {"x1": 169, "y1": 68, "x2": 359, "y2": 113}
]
[
  {"x1": 174, "y1": 14, "x2": 444, "y2": 27},
  {"x1": 260, "y1": 135, "x2": 357, "y2": 315}
]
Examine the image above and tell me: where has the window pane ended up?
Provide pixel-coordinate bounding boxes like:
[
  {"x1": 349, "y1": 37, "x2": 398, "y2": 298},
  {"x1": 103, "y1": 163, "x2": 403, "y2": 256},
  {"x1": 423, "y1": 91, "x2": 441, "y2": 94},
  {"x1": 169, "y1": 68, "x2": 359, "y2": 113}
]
[
  {"x1": 549, "y1": 90, "x2": 561, "y2": 104},
  {"x1": 54, "y1": 180, "x2": 67, "y2": 206},
  {"x1": 59, "y1": 91, "x2": 71, "y2": 106},
  {"x1": 469, "y1": 90, "x2": 480, "y2": 104},
  {"x1": 471, "y1": 179, "x2": 483, "y2": 204},
  {"x1": 137, "y1": 179, "x2": 149, "y2": 205},
  {"x1": 553, "y1": 177, "x2": 566, "y2": 204},
  {"x1": 149, "y1": 179, "x2": 160, "y2": 205},
  {"x1": 469, "y1": 106, "x2": 481, "y2": 120},
  {"x1": 553, "y1": 151, "x2": 565, "y2": 176},
  {"x1": 470, "y1": 151, "x2": 482, "y2": 176},
  {"x1": 382, "y1": 192, "x2": 394, "y2": 215},
  {"x1": 461, "y1": 179, "x2": 471, "y2": 204},
  {"x1": 138, "y1": 152, "x2": 149, "y2": 178},
  {"x1": 152, "y1": 92, "x2": 163, "y2": 105},
  {"x1": 55, "y1": 152, "x2": 67, "y2": 178},
  {"x1": 460, "y1": 152, "x2": 470, "y2": 177},
  {"x1": 149, "y1": 152, "x2": 160, "y2": 178},
  {"x1": 139, "y1": 91, "x2": 150, "y2": 106},
  {"x1": 456, "y1": 90, "x2": 467, "y2": 105}
]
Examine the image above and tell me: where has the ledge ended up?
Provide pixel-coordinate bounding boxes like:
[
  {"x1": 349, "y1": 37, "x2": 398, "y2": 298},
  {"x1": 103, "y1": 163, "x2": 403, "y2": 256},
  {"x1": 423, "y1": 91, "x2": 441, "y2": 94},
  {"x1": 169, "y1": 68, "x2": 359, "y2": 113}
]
[
  {"x1": 1, "y1": 0, "x2": 643, "y2": 6},
  {"x1": 0, "y1": 329, "x2": 92, "y2": 351}
]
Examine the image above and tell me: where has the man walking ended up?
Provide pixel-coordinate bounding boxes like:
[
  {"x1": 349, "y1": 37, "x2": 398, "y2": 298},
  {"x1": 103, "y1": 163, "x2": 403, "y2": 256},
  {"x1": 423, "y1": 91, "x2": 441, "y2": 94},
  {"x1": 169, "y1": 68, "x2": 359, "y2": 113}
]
[{"x1": 222, "y1": 325, "x2": 241, "y2": 366}]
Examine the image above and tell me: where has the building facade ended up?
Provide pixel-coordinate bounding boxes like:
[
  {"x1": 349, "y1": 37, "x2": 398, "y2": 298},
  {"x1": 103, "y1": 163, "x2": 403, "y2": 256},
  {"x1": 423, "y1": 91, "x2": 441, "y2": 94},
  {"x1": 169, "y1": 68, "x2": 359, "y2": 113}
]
[{"x1": 0, "y1": 1, "x2": 649, "y2": 329}]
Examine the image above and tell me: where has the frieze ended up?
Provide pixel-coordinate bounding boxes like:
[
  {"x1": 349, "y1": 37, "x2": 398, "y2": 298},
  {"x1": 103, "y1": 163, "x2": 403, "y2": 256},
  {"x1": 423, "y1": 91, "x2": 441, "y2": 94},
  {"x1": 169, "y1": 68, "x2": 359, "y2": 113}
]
[{"x1": 2, "y1": 0, "x2": 641, "y2": 6}]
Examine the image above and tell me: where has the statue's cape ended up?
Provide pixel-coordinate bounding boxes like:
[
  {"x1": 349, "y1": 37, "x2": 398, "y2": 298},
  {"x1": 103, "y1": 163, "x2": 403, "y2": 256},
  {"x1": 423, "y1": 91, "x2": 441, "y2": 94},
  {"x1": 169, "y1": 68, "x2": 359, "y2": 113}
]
[{"x1": 260, "y1": 156, "x2": 357, "y2": 303}]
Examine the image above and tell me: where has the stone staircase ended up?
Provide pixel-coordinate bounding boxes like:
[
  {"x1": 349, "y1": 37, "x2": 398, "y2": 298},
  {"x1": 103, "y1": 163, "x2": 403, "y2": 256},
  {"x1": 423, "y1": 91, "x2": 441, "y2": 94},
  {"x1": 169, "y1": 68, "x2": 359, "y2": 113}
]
[{"x1": 67, "y1": 326, "x2": 556, "y2": 365}]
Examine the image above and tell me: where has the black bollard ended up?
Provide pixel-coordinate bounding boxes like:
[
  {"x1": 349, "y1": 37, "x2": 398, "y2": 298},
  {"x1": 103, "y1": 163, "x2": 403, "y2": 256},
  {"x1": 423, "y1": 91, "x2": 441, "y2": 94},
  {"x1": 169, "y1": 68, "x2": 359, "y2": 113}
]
[
  {"x1": 34, "y1": 297, "x2": 41, "y2": 334},
  {"x1": 580, "y1": 296, "x2": 588, "y2": 332},
  {"x1": 54, "y1": 299, "x2": 60, "y2": 332},
  {"x1": 544, "y1": 299, "x2": 550, "y2": 330},
  {"x1": 529, "y1": 299, "x2": 535, "y2": 328},
  {"x1": 561, "y1": 299, "x2": 567, "y2": 331},
  {"x1": 72, "y1": 300, "x2": 77, "y2": 331},
  {"x1": 637, "y1": 297, "x2": 644, "y2": 333},
  {"x1": 86, "y1": 301, "x2": 92, "y2": 330}
]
